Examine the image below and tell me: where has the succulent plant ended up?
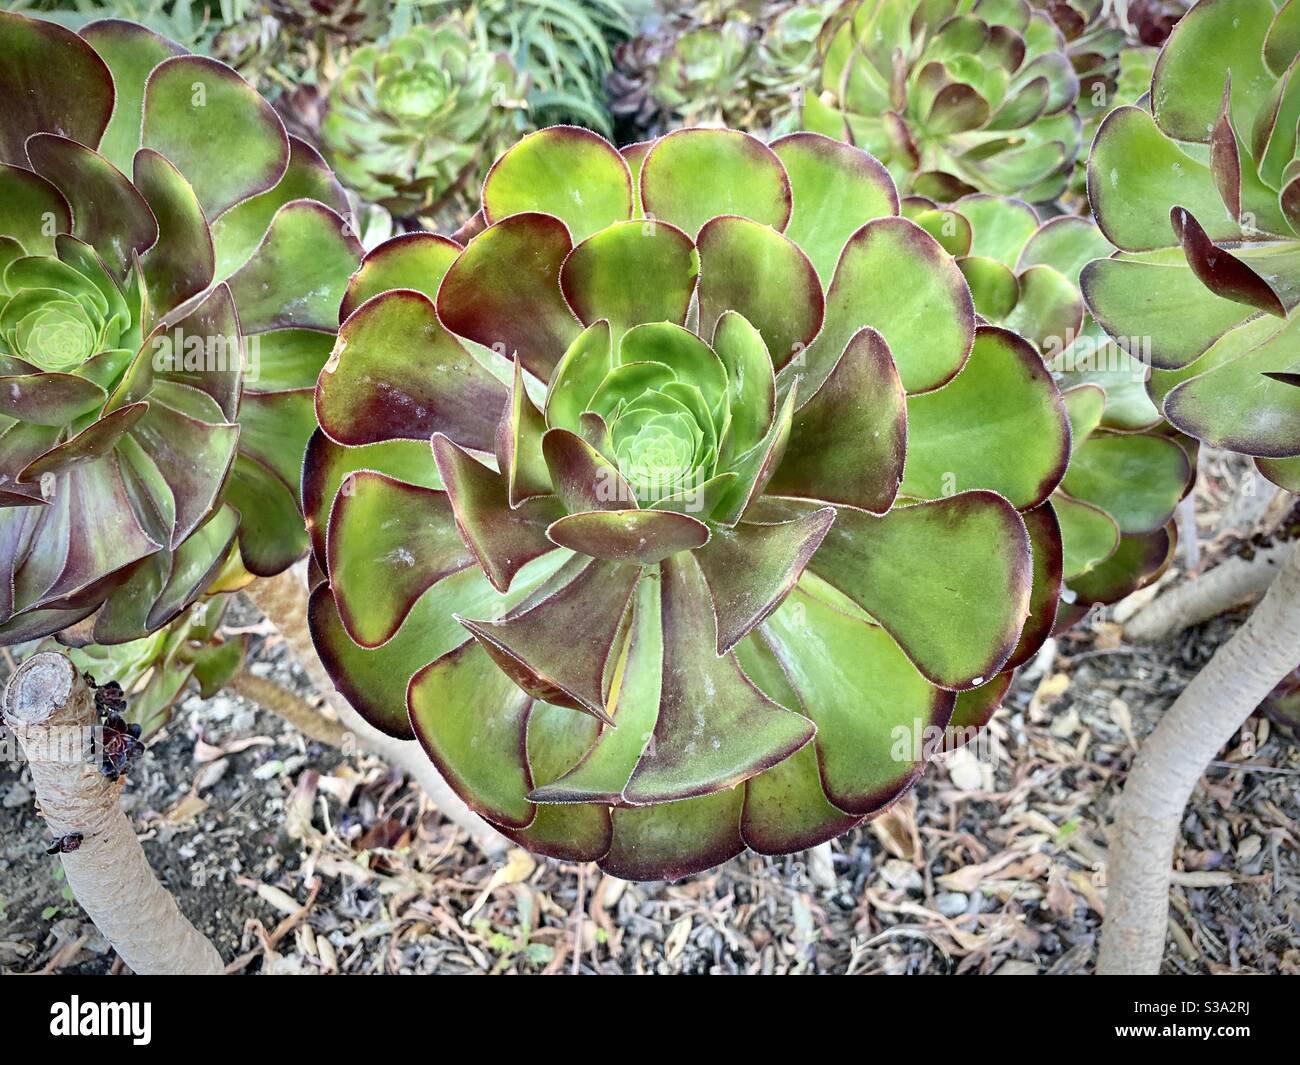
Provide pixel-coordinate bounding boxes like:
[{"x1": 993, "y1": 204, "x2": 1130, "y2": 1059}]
[
  {"x1": 651, "y1": 9, "x2": 759, "y2": 127},
  {"x1": 1123, "y1": 0, "x2": 1189, "y2": 46},
  {"x1": 803, "y1": 0, "x2": 1083, "y2": 201},
  {"x1": 1084, "y1": 0, "x2": 1300, "y2": 495},
  {"x1": 1034, "y1": 0, "x2": 1125, "y2": 122},
  {"x1": 904, "y1": 192, "x2": 1193, "y2": 614},
  {"x1": 0, "y1": 12, "x2": 362, "y2": 645},
  {"x1": 267, "y1": 0, "x2": 386, "y2": 42},
  {"x1": 608, "y1": 1, "x2": 830, "y2": 143},
  {"x1": 1067, "y1": 42, "x2": 1157, "y2": 206},
  {"x1": 318, "y1": 17, "x2": 527, "y2": 222},
  {"x1": 307, "y1": 125, "x2": 1077, "y2": 878}
]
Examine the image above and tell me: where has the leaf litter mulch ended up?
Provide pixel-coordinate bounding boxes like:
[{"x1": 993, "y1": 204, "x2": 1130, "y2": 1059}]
[{"x1": 2, "y1": 462, "x2": 1298, "y2": 974}]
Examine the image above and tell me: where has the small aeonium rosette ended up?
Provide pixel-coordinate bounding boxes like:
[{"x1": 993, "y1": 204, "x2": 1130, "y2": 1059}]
[{"x1": 0, "y1": 12, "x2": 362, "y2": 645}]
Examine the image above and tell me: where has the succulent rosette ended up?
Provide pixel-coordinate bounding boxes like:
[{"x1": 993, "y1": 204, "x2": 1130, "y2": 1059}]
[
  {"x1": 318, "y1": 18, "x2": 527, "y2": 221},
  {"x1": 1034, "y1": 0, "x2": 1125, "y2": 119},
  {"x1": 652, "y1": 11, "x2": 759, "y2": 127},
  {"x1": 1085, "y1": 0, "x2": 1300, "y2": 494},
  {"x1": 905, "y1": 192, "x2": 1194, "y2": 615},
  {"x1": 307, "y1": 125, "x2": 1076, "y2": 878},
  {"x1": 0, "y1": 13, "x2": 361, "y2": 644},
  {"x1": 803, "y1": 0, "x2": 1083, "y2": 201}
]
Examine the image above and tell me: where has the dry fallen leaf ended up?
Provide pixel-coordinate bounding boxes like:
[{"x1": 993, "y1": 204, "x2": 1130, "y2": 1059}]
[
  {"x1": 1029, "y1": 672, "x2": 1071, "y2": 719},
  {"x1": 462, "y1": 848, "x2": 537, "y2": 924}
]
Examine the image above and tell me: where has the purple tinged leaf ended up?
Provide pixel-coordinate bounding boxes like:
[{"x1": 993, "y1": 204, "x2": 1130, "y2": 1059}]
[
  {"x1": 437, "y1": 212, "x2": 581, "y2": 383},
  {"x1": 26, "y1": 134, "x2": 158, "y2": 279},
  {"x1": 327, "y1": 471, "x2": 476, "y2": 648},
  {"x1": 695, "y1": 507, "x2": 836, "y2": 654},
  {"x1": 317, "y1": 289, "x2": 507, "y2": 452},
  {"x1": 458, "y1": 558, "x2": 640, "y2": 722},
  {"x1": 546, "y1": 509, "x2": 709, "y2": 564},
  {"x1": 622, "y1": 552, "x2": 814, "y2": 804},
  {"x1": 766, "y1": 327, "x2": 906, "y2": 515},
  {"x1": 431, "y1": 432, "x2": 563, "y2": 593},
  {"x1": 541, "y1": 427, "x2": 635, "y2": 513},
  {"x1": 0, "y1": 12, "x2": 113, "y2": 166}
]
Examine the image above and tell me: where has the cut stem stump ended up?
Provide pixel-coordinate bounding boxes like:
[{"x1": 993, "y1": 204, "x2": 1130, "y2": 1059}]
[{"x1": 3, "y1": 652, "x2": 223, "y2": 975}]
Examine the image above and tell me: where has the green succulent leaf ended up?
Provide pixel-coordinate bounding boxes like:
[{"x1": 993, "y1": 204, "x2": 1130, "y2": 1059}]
[{"x1": 0, "y1": 14, "x2": 113, "y2": 166}]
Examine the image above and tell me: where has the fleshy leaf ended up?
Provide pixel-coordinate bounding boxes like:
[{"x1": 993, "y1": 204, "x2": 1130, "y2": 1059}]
[
  {"x1": 482, "y1": 126, "x2": 633, "y2": 243},
  {"x1": 623, "y1": 553, "x2": 814, "y2": 804},
  {"x1": 808, "y1": 492, "x2": 1032, "y2": 690},
  {"x1": 79, "y1": 19, "x2": 185, "y2": 173},
  {"x1": 544, "y1": 320, "x2": 613, "y2": 433},
  {"x1": 1081, "y1": 255, "x2": 1255, "y2": 370},
  {"x1": 212, "y1": 136, "x2": 351, "y2": 281},
  {"x1": 796, "y1": 216, "x2": 973, "y2": 395},
  {"x1": 459, "y1": 558, "x2": 639, "y2": 720},
  {"x1": 26, "y1": 135, "x2": 158, "y2": 279},
  {"x1": 770, "y1": 132, "x2": 899, "y2": 285},
  {"x1": 431, "y1": 433, "x2": 564, "y2": 592},
  {"x1": 902, "y1": 327, "x2": 1070, "y2": 509},
  {"x1": 0, "y1": 165, "x2": 70, "y2": 256},
  {"x1": 134, "y1": 148, "x2": 214, "y2": 322},
  {"x1": 1054, "y1": 492, "x2": 1121, "y2": 580},
  {"x1": 767, "y1": 327, "x2": 906, "y2": 514},
  {"x1": 1060, "y1": 431, "x2": 1191, "y2": 534},
  {"x1": 560, "y1": 219, "x2": 698, "y2": 339},
  {"x1": 712, "y1": 311, "x2": 775, "y2": 467},
  {"x1": 761, "y1": 584, "x2": 952, "y2": 814},
  {"x1": 533, "y1": 577, "x2": 662, "y2": 804},
  {"x1": 437, "y1": 212, "x2": 581, "y2": 382},
  {"x1": 409, "y1": 639, "x2": 535, "y2": 829},
  {"x1": 141, "y1": 54, "x2": 289, "y2": 217},
  {"x1": 327, "y1": 471, "x2": 475, "y2": 648},
  {"x1": 1006, "y1": 502, "x2": 1063, "y2": 671},
  {"x1": 1088, "y1": 107, "x2": 1251, "y2": 252},
  {"x1": 317, "y1": 289, "x2": 507, "y2": 452},
  {"x1": 226, "y1": 199, "x2": 362, "y2": 332},
  {"x1": 695, "y1": 507, "x2": 835, "y2": 654},
  {"x1": 338, "y1": 232, "x2": 461, "y2": 322},
  {"x1": 696, "y1": 215, "x2": 822, "y2": 372},
  {"x1": 1149, "y1": 0, "x2": 1274, "y2": 144},
  {"x1": 640, "y1": 128, "x2": 791, "y2": 239},
  {"x1": 546, "y1": 509, "x2": 709, "y2": 564},
  {"x1": 498, "y1": 356, "x2": 552, "y2": 507},
  {"x1": 541, "y1": 428, "x2": 635, "y2": 512},
  {"x1": 0, "y1": 12, "x2": 113, "y2": 167},
  {"x1": 602, "y1": 788, "x2": 745, "y2": 882},
  {"x1": 1070, "y1": 524, "x2": 1175, "y2": 606}
]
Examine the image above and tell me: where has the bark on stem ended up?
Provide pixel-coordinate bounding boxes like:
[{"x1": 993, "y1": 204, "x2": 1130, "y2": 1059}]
[
  {"x1": 3, "y1": 652, "x2": 223, "y2": 975},
  {"x1": 226, "y1": 670, "x2": 350, "y2": 748},
  {"x1": 1098, "y1": 540, "x2": 1300, "y2": 974},
  {"x1": 242, "y1": 566, "x2": 508, "y2": 858},
  {"x1": 1123, "y1": 541, "x2": 1291, "y2": 642}
]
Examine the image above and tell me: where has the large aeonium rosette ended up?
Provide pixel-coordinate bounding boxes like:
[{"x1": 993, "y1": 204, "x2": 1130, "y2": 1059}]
[
  {"x1": 0, "y1": 13, "x2": 362, "y2": 645},
  {"x1": 308, "y1": 126, "x2": 1073, "y2": 879},
  {"x1": 803, "y1": 0, "x2": 1083, "y2": 201},
  {"x1": 1085, "y1": 0, "x2": 1300, "y2": 494}
]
